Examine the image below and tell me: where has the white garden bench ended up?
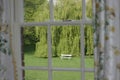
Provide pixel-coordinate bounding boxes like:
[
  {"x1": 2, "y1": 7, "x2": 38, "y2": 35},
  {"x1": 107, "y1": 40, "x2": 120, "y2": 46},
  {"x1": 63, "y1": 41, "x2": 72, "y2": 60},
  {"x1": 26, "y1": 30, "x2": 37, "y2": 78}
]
[{"x1": 60, "y1": 54, "x2": 72, "y2": 59}]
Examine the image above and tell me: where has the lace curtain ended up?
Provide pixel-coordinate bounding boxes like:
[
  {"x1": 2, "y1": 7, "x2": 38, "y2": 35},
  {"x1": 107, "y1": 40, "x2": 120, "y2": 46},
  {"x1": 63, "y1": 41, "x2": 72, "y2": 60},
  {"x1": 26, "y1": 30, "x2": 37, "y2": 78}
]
[
  {"x1": 94, "y1": 0, "x2": 120, "y2": 80},
  {"x1": 0, "y1": 0, "x2": 14, "y2": 80}
]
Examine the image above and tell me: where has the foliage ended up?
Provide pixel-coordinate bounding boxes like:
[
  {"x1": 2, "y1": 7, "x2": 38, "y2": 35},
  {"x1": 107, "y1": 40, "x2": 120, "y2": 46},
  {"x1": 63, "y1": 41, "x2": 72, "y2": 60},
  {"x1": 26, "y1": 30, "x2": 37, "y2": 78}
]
[
  {"x1": 23, "y1": 27, "x2": 39, "y2": 45},
  {"x1": 24, "y1": 0, "x2": 47, "y2": 22},
  {"x1": 24, "y1": 0, "x2": 94, "y2": 57},
  {"x1": 56, "y1": 26, "x2": 80, "y2": 57},
  {"x1": 85, "y1": 25, "x2": 94, "y2": 55},
  {"x1": 54, "y1": 0, "x2": 82, "y2": 20},
  {"x1": 34, "y1": 27, "x2": 48, "y2": 57},
  {"x1": 23, "y1": 0, "x2": 47, "y2": 46}
]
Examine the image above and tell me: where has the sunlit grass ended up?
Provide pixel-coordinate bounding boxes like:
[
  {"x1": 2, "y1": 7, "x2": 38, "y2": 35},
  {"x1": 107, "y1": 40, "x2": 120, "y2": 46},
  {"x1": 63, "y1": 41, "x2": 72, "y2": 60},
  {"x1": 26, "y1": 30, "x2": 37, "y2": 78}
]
[{"x1": 24, "y1": 46, "x2": 94, "y2": 80}]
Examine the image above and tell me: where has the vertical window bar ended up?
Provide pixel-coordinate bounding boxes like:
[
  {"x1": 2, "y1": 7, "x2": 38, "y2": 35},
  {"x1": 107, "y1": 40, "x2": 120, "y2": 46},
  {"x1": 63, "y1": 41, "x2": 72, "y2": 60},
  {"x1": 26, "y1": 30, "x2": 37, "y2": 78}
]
[
  {"x1": 82, "y1": 0, "x2": 86, "y2": 20},
  {"x1": 92, "y1": 0, "x2": 97, "y2": 79},
  {"x1": 21, "y1": 27, "x2": 25, "y2": 80},
  {"x1": 47, "y1": 25, "x2": 52, "y2": 80},
  {"x1": 14, "y1": 0, "x2": 24, "y2": 23},
  {"x1": 80, "y1": 24, "x2": 85, "y2": 80},
  {"x1": 48, "y1": 0, "x2": 54, "y2": 80},
  {"x1": 81, "y1": 0, "x2": 86, "y2": 80},
  {"x1": 14, "y1": 24, "x2": 23, "y2": 80},
  {"x1": 14, "y1": 0, "x2": 24, "y2": 80},
  {"x1": 9, "y1": 0, "x2": 18, "y2": 80},
  {"x1": 49, "y1": 0, "x2": 54, "y2": 21}
]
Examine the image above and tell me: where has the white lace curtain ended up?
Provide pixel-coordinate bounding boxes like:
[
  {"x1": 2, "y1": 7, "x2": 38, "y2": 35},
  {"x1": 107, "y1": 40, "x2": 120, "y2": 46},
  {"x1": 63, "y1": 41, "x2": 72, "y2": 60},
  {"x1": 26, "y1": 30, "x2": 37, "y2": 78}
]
[
  {"x1": 0, "y1": 0, "x2": 14, "y2": 80},
  {"x1": 0, "y1": 0, "x2": 120, "y2": 80},
  {"x1": 94, "y1": 0, "x2": 120, "y2": 80}
]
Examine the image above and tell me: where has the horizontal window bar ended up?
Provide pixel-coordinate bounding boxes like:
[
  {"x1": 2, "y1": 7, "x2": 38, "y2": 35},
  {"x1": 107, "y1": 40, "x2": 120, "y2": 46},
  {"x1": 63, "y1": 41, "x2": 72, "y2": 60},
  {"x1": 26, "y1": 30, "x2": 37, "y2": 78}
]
[
  {"x1": 20, "y1": 66, "x2": 94, "y2": 72},
  {"x1": 21, "y1": 20, "x2": 92, "y2": 27},
  {"x1": 52, "y1": 68, "x2": 94, "y2": 72}
]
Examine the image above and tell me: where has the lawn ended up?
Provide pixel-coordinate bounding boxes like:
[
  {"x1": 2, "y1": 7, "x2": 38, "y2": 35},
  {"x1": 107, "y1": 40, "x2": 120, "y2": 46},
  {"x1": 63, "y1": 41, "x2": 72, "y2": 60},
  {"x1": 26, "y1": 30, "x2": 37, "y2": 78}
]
[{"x1": 23, "y1": 46, "x2": 94, "y2": 80}]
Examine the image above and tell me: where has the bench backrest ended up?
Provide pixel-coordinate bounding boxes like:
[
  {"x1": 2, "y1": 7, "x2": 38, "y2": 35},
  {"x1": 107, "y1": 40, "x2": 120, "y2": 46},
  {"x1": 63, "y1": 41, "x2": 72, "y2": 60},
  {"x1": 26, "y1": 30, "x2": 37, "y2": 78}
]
[{"x1": 60, "y1": 54, "x2": 72, "y2": 59}]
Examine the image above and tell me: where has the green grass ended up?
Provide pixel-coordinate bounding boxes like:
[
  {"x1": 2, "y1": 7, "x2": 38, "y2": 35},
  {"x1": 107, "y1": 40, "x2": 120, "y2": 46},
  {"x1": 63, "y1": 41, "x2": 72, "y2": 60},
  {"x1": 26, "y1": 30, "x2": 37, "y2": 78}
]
[{"x1": 24, "y1": 46, "x2": 94, "y2": 80}]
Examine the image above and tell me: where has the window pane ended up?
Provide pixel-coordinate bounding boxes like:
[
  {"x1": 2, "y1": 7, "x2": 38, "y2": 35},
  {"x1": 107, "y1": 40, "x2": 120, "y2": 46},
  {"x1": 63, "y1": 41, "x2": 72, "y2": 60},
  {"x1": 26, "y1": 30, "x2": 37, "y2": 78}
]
[
  {"x1": 54, "y1": 0, "x2": 82, "y2": 20},
  {"x1": 85, "y1": 72, "x2": 94, "y2": 80},
  {"x1": 85, "y1": 56, "x2": 94, "y2": 68},
  {"x1": 51, "y1": 26, "x2": 81, "y2": 68},
  {"x1": 53, "y1": 71, "x2": 81, "y2": 80},
  {"x1": 84, "y1": 25, "x2": 94, "y2": 68},
  {"x1": 24, "y1": 70, "x2": 48, "y2": 80},
  {"x1": 24, "y1": 0, "x2": 50, "y2": 22},
  {"x1": 52, "y1": 57, "x2": 81, "y2": 68},
  {"x1": 22, "y1": 26, "x2": 48, "y2": 66},
  {"x1": 86, "y1": 0, "x2": 93, "y2": 18}
]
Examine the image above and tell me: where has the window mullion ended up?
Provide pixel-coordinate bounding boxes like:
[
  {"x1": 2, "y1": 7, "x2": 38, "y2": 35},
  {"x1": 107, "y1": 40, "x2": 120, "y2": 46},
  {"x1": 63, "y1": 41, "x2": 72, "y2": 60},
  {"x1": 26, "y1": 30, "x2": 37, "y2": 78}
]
[
  {"x1": 21, "y1": 20, "x2": 92, "y2": 27},
  {"x1": 81, "y1": 0, "x2": 86, "y2": 80},
  {"x1": 14, "y1": 0, "x2": 24, "y2": 80},
  {"x1": 92, "y1": 0, "x2": 97, "y2": 79},
  {"x1": 21, "y1": 66, "x2": 94, "y2": 72},
  {"x1": 80, "y1": 24, "x2": 85, "y2": 80},
  {"x1": 82, "y1": 0, "x2": 86, "y2": 20},
  {"x1": 49, "y1": 0, "x2": 54, "y2": 21},
  {"x1": 47, "y1": 25, "x2": 53, "y2": 80}
]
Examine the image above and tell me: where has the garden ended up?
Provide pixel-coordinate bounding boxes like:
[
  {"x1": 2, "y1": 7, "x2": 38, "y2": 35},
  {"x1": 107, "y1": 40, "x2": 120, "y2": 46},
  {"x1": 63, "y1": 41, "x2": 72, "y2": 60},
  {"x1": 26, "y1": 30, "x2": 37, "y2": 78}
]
[{"x1": 23, "y1": 0, "x2": 94, "y2": 80}]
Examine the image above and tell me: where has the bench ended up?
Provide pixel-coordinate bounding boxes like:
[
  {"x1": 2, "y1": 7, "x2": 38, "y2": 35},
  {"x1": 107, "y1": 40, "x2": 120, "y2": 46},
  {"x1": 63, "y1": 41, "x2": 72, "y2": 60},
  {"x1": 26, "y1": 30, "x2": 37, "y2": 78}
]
[{"x1": 60, "y1": 54, "x2": 72, "y2": 59}]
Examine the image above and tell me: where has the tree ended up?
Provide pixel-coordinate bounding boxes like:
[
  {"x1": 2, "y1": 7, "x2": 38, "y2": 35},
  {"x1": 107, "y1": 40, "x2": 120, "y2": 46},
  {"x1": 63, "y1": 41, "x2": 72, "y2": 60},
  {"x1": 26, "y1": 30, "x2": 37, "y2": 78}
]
[
  {"x1": 35, "y1": 0, "x2": 83, "y2": 57},
  {"x1": 23, "y1": 0, "x2": 47, "y2": 46},
  {"x1": 84, "y1": 0, "x2": 94, "y2": 56},
  {"x1": 24, "y1": 0, "x2": 94, "y2": 57},
  {"x1": 34, "y1": 0, "x2": 50, "y2": 57}
]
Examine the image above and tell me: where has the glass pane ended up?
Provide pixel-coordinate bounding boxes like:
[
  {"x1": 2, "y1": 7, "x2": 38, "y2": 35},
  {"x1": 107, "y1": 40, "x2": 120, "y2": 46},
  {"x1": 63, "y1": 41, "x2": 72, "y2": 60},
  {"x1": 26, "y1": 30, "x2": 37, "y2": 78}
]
[
  {"x1": 24, "y1": 0, "x2": 50, "y2": 22},
  {"x1": 85, "y1": 72, "x2": 94, "y2": 80},
  {"x1": 51, "y1": 26, "x2": 81, "y2": 68},
  {"x1": 52, "y1": 57, "x2": 81, "y2": 68},
  {"x1": 54, "y1": 0, "x2": 82, "y2": 20},
  {"x1": 22, "y1": 26, "x2": 48, "y2": 66},
  {"x1": 84, "y1": 25, "x2": 94, "y2": 68},
  {"x1": 24, "y1": 70, "x2": 48, "y2": 80},
  {"x1": 85, "y1": 56, "x2": 94, "y2": 68},
  {"x1": 53, "y1": 71, "x2": 81, "y2": 80},
  {"x1": 86, "y1": 0, "x2": 93, "y2": 18}
]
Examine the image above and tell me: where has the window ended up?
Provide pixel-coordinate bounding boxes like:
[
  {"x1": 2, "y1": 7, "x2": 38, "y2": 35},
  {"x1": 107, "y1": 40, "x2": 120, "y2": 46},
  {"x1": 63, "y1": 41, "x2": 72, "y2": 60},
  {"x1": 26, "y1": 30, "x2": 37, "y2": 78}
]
[{"x1": 12, "y1": 0, "x2": 96, "y2": 80}]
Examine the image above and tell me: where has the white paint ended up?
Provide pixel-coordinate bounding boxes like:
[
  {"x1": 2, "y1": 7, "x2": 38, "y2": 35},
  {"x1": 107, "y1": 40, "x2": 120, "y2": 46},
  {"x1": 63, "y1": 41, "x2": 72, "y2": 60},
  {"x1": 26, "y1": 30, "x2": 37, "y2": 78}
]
[{"x1": 61, "y1": 54, "x2": 72, "y2": 59}]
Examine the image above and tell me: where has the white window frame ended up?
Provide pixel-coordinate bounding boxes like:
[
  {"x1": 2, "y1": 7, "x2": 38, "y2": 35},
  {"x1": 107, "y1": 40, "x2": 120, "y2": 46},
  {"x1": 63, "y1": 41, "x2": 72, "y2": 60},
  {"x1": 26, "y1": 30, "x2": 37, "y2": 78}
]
[{"x1": 9, "y1": 0, "x2": 96, "y2": 80}]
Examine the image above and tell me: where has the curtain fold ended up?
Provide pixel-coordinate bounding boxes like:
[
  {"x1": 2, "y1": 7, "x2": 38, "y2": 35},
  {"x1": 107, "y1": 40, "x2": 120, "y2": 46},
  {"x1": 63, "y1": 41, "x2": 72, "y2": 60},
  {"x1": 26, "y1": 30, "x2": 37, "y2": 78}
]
[
  {"x1": 0, "y1": 0, "x2": 7, "y2": 80},
  {"x1": 95, "y1": 0, "x2": 120, "y2": 80},
  {"x1": 94, "y1": 0, "x2": 105, "y2": 79},
  {"x1": 0, "y1": 0, "x2": 14, "y2": 80},
  {"x1": 104, "y1": 1, "x2": 116, "y2": 80}
]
